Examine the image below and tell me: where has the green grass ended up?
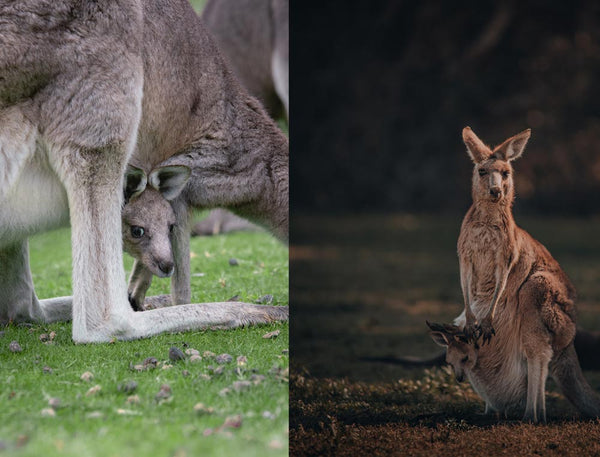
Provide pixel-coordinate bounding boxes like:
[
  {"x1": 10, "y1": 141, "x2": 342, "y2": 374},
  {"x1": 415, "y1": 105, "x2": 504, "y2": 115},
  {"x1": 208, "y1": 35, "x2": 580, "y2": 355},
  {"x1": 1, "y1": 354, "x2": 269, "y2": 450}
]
[{"x1": 0, "y1": 227, "x2": 288, "y2": 457}]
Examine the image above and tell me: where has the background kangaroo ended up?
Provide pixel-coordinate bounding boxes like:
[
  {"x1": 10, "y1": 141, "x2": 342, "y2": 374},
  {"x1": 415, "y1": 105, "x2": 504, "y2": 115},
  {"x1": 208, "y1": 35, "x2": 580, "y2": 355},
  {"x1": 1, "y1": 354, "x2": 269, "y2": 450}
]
[
  {"x1": 0, "y1": 0, "x2": 288, "y2": 342},
  {"x1": 454, "y1": 126, "x2": 592, "y2": 421},
  {"x1": 428, "y1": 321, "x2": 600, "y2": 422},
  {"x1": 193, "y1": 0, "x2": 289, "y2": 238},
  {"x1": 202, "y1": 0, "x2": 289, "y2": 121}
]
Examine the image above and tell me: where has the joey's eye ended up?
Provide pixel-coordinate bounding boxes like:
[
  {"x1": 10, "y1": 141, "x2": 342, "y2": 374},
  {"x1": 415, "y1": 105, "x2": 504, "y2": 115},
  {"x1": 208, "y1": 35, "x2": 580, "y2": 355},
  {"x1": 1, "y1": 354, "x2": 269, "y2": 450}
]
[
  {"x1": 461, "y1": 355, "x2": 469, "y2": 363},
  {"x1": 131, "y1": 226, "x2": 145, "y2": 238},
  {"x1": 502, "y1": 171, "x2": 510, "y2": 179},
  {"x1": 478, "y1": 169, "x2": 487, "y2": 176}
]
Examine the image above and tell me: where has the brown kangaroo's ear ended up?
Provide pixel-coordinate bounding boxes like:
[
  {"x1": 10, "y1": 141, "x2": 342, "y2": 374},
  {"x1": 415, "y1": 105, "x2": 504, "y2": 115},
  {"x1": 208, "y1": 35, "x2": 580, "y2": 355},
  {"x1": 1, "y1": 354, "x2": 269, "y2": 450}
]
[
  {"x1": 148, "y1": 165, "x2": 191, "y2": 201},
  {"x1": 462, "y1": 127, "x2": 492, "y2": 163},
  {"x1": 493, "y1": 129, "x2": 531, "y2": 161},
  {"x1": 430, "y1": 331, "x2": 450, "y2": 347},
  {"x1": 124, "y1": 165, "x2": 147, "y2": 203}
]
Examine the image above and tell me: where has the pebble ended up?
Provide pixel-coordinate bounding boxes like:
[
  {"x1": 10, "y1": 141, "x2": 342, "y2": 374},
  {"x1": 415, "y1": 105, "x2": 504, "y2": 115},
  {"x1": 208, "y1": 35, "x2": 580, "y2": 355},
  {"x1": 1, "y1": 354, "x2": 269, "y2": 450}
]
[
  {"x1": 216, "y1": 353, "x2": 233, "y2": 364},
  {"x1": 257, "y1": 294, "x2": 273, "y2": 305},
  {"x1": 168, "y1": 346, "x2": 186, "y2": 362},
  {"x1": 228, "y1": 258, "x2": 239, "y2": 266},
  {"x1": 86, "y1": 385, "x2": 102, "y2": 396},
  {"x1": 185, "y1": 348, "x2": 200, "y2": 357},
  {"x1": 126, "y1": 395, "x2": 140, "y2": 404},
  {"x1": 143, "y1": 357, "x2": 159, "y2": 368},
  {"x1": 203, "y1": 351, "x2": 216, "y2": 359},
  {"x1": 9, "y1": 341, "x2": 22, "y2": 353},
  {"x1": 42, "y1": 366, "x2": 53, "y2": 374},
  {"x1": 262, "y1": 330, "x2": 280, "y2": 339},
  {"x1": 80, "y1": 371, "x2": 94, "y2": 382},
  {"x1": 223, "y1": 415, "x2": 243, "y2": 429},
  {"x1": 40, "y1": 408, "x2": 56, "y2": 417},
  {"x1": 193, "y1": 403, "x2": 215, "y2": 415},
  {"x1": 48, "y1": 398, "x2": 61, "y2": 409},
  {"x1": 155, "y1": 384, "x2": 172, "y2": 401},
  {"x1": 232, "y1": 380, "x2": 252, "y2": 392},
  {"x1": 189, "y1": 354, "x2": 202, "y2": 363},
  {"x1": 117, "y1": 381, "x2": 138, "y2": 394},
  {"x1": 236, "y1": 355, "x2": 248, "y2": 366}
]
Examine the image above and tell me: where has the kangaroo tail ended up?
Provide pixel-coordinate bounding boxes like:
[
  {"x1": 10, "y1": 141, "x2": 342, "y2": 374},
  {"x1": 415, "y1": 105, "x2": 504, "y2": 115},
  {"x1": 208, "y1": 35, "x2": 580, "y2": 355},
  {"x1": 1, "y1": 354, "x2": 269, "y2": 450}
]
[
  {"x1": 360, "y1": 351, "x2": 446, "y2": 367},
  {"x1": 550, "y1": 343, "x2": 600, "y2": 418}
]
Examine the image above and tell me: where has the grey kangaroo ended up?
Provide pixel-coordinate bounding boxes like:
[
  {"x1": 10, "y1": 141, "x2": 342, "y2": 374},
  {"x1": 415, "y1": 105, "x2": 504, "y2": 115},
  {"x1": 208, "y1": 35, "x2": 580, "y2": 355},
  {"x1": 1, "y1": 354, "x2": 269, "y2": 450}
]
[
  {"x1": 202, "y1": 0, "x2": 289, "y2": 120},
  {"x1": 194, "y1": 0, "x2": 289, "y2": 238},
  {"x1": 451, "y1": 126, "x2": 597, "y2": 421},
  {"x1": 0, "y1": 0, "x2": 288, "y2": 342},
  {"x1": 428, "y1": 321, "x2": 600, "y2": 422}
]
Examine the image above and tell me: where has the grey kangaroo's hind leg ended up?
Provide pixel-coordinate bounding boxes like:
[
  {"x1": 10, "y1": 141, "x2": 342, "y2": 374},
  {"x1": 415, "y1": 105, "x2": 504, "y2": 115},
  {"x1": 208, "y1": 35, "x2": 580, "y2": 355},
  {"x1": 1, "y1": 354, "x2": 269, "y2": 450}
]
[
  {"x1": 0, "y1": 242, "x2": 72, "y2": 324},
  {"x1": 0, "y1": 242, "x2": 45, "y2": 323}
]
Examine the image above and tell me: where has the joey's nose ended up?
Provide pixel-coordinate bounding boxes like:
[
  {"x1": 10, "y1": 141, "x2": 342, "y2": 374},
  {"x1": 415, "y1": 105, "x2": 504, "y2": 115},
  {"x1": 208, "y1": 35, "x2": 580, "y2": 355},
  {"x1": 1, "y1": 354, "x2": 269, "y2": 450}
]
[{"x1": 158, "y1": 261, "x2": 174, "y2": 277}]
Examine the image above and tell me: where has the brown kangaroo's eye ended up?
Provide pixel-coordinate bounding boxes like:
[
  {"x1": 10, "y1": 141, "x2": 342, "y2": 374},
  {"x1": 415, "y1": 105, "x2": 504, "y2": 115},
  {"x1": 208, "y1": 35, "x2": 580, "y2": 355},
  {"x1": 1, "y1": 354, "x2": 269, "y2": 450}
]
[
  {"x1": 502, "y1": 171, "x2": 510, "y2": 179},
  {"x1": 478, "y1": 169, "x2": 487, "y2": 176},
  {"x1": 461, "y1": 355, "x2": 469, "y2": 363},
  {"x1": 131, "y1": 226, "x2": 145, "y2": 238}
]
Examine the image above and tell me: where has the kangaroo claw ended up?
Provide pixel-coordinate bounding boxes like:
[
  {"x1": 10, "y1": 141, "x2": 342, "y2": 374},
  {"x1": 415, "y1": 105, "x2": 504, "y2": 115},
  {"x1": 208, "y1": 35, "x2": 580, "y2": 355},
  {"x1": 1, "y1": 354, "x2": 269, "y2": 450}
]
[{"x1": 480, "y1": 320, "x2": 495, "y2": 345}]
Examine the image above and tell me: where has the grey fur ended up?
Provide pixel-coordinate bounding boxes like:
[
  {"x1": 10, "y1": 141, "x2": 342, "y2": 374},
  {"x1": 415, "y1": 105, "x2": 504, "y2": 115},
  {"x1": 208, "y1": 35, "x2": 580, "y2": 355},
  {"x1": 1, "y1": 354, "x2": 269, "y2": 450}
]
[
  {"x1": 0, "y1": 0, "x2": 288, "y2": 342},
  {"x1": 202, "y1": 0, "x2": 289, "y2": 120}
]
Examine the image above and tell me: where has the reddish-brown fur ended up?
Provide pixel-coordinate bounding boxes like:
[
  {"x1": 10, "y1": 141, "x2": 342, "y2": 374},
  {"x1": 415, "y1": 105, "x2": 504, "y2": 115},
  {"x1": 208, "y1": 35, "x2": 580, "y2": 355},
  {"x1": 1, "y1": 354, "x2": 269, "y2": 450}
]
[{"x1": 453, "y1": 126, "x2": 599, "y2": 422}]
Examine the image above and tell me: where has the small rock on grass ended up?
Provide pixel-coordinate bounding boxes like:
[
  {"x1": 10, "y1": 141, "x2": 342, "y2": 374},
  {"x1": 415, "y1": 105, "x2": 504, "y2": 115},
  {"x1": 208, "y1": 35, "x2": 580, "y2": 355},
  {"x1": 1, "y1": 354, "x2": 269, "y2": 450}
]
[
  {"x1": 185, "y1": 348, "x2": 200, "y2": 357},
  {"x1": 228, "y1": 258, "x2": 239, "y2": 266},
  {"x1": 262, "y1": 330, "x2": 280, "y2": 339},
  {"x1": 237, "y1": 355, "x2": 248, "y2": 366},
  {"x1": 223, "y1": 415, "x2": 243, "y2": 429},
  {"x1": 143, "y1": 357, "x2": 159, "y2": 368},
  {"x1": 203, "y1": 351, "x2": 215, "y2": 359},
  {"x1": 40, "y1": 408, "x2": 56, "y2": 417},
  {"x1": 216, "y1": 353, "x2": 233, "y2": 364},
  {"x1": 257, "y1": 294, "x2": 273, "y2": 305},
  {"x1": 189, "y1": 354, "x2": 202, "y2": 363},
  {"x1": 42, "y1": 366, "x2": 53, "y2": 374},
  {"x1": 117, "y1": 381, "x2": 138, "y2": 394},
  {"x1": 193, "y1": 403, "x2": 215, "y2": 415},
  {"x1": 9, "y1": 341, "x2": 22, "y2": 352},
  {"x1": 126, "y1": 395, "x2": 140, "y2": 404},
  {"x1": 169, "y1": 346, "x2": 186, "y2": 362},
  {"x1": 48, "y1": 398, "x2": 61, "y2": 409},
  {"x1": 80, "y1": 371, "x2": 94, "y2": 382},
  {"x1": 86, "y1": 385, "x2": 102, "y2": 396},
  {"x1": 155, "y1": 384, "x2": 172, "y2": 401},
  {"x1": 232, "y1": 381, "x2": 252, "y2": 392}
]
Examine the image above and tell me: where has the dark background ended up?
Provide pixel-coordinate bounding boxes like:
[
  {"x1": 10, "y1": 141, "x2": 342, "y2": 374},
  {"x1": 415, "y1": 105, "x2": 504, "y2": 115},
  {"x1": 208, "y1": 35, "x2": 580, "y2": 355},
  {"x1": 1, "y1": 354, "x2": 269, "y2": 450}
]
[{"x1": 291, "y1": 0, "x2": 600, "y2": 215}]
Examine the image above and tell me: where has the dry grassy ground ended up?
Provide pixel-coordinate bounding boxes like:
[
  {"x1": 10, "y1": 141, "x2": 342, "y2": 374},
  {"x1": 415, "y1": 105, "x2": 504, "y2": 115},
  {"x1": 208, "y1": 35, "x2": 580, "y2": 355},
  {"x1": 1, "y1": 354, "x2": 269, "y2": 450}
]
[{"x1": 290, "y1": 213, "x2": 600, "y2": 456}]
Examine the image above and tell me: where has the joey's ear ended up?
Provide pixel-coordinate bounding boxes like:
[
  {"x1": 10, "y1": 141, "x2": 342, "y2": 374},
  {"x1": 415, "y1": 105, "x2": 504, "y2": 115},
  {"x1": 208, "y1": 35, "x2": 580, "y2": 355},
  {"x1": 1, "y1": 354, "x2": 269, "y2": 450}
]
[
  {"x1": 462, "y1": 126, "x2": 492, "y2": 163},
  {"x1": 148, "y1": 165, "x2": 191, "y2": 201},
  {"x1": 429, "y1": 331, "x2": 450, "y2": 347},
  {"x1": 493, "y1": 129, "x2": 531, "y2": 161},
  {"x1": 124, "y1": 165, "x2": 147, "y2": 203}
]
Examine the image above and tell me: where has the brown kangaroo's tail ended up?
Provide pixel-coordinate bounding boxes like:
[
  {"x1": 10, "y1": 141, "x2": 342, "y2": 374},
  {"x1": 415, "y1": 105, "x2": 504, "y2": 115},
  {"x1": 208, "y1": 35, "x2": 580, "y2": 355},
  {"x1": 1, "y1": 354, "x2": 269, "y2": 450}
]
[{"x1": 550, "y1": 343, "x2": 600, "y2": 418}]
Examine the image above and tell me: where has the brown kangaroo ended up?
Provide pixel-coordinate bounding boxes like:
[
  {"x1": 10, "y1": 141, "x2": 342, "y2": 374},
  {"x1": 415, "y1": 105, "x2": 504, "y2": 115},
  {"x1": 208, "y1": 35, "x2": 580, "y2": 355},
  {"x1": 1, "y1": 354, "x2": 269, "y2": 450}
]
[
  {"x1": 458, "y1": 127, "x2": 574, "y2": 344},
  {"x1": 452, "y1": 126, "x2": 596, "y2": 421},
  {"x1": 428, "y1": 321, "x2": 600, "y2": 422}
]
